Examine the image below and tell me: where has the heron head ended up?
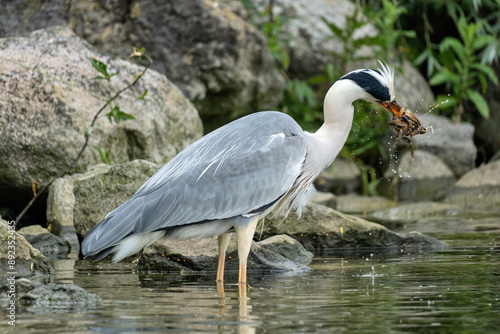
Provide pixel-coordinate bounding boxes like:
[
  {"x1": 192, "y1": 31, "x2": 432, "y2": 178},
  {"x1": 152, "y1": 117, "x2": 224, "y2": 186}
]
[{"x1": 339, "y1": 61, "x2": 404, "y2": 117}]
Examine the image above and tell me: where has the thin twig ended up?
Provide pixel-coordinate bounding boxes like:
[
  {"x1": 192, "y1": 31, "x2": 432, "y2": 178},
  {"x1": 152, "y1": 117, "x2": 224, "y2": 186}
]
[{"x1": 15, "y1": 61, "x2": 152, "y2": 225}]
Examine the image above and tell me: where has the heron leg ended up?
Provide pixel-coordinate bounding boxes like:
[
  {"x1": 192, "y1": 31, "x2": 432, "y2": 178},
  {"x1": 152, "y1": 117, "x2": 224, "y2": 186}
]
[
  {"x1": 234, "y1": 216, "x2": 258, "y2": 284},
  {"x1": 216, "y1": 233, "x2": 231, "y2": 282}
]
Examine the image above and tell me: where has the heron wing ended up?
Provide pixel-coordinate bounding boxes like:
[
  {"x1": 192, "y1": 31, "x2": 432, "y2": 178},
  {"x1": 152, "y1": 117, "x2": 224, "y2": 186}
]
[{"x1": 82, "y1": 112, "x2": 307, "y2": 256}]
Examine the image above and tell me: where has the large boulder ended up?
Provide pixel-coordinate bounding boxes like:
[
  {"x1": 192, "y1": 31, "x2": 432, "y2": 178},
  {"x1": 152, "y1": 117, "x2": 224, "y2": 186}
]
[
  {"x1": 381, "y1": 150, "x2": 456, "y2": 202},
  {"x1": 444, "y1": 159, "x2": 500, "y2": 215},
  {"x1": 0, "y1": 0, "x2": 284, "y2": 131},
  {"x1": 262, "y1": 203, "x2": 445, "y2": 254},
  {"x1": 251, "y1": 0, "x2": 434, "y2": 112},
  {"x1": 413, "y1": 114, "x2": 477, "y2": 177},
  {"x1": 0, "y1": 218, "x2": 54, "y2": 279},
  {"x1": 0, "y1": 26, "x2": 202, "y2": 218}
]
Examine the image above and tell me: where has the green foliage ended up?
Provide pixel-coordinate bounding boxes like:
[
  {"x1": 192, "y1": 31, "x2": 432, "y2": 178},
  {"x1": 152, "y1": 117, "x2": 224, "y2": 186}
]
[
  {"x1": 260, "y1": 8, "x2": 292, "y2": 71},
  {"x1": 93, "y1": 146, "x2": 111, "y2": 165},
  {"x1": 90, "y1": 58, "x2": 118, "y2": 81},
  {"x1": 365, "y1": 0, "x2": 416, "y2": 60},
  {"x1": 429, "y1": 11, "x2": 499, "y2": 121},
  {"x1": 280, "y1": 79, "x2": 320, "y2": 131},
  {"x1": 106, "y1": 103, "x2": 136, "y2": 124},
  {"x1": 84, "y1": 125, "x2": 93, "y2": 138},
  {"x1": 89, "y1": 51, "x2": 150, "y2": 164},
  {"x1": 321, "y1": 7, "x2": 378, "y2": 75},
  {"x1": 137, "y1": 89, "x2": 148, "y2": 101}
]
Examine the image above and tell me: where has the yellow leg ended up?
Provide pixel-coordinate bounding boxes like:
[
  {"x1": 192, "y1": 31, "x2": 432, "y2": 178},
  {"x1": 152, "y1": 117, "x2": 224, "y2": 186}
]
[
  {"x1": 234, "y1": 216, "x2": 258, "y2": 284},
  {"x1": 216, "y1": 233, "x2": 231, "y2": 282}
]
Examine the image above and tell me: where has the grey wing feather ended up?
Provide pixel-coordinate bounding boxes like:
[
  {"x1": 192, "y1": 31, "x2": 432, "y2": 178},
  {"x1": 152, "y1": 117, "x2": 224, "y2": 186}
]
[{"x1": 82, "y1": 111, "x2": 306, "y2": 256}]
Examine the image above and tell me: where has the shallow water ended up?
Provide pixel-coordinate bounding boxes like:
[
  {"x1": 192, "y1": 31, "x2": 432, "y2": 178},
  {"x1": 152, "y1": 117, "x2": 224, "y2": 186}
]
[{"x1": 6, "y1": 217, "x2": 500, "y2": 333}]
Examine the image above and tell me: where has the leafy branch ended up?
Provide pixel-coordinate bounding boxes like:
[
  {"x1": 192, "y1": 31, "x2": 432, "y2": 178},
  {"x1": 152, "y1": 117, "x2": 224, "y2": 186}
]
[{"x1": 15, "y1": 48, "x2": 152, "y2": 225}]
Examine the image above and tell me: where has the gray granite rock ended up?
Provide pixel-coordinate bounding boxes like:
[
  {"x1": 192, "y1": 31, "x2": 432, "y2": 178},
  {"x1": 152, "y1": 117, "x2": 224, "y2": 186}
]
[
  {"x1": 444, "y1": 159, "x2": 500, "y2": 215},
  {"x1": 0, "y1": 26, "x2": 202, "y2": 216},
  {"x1": 413, "y1": 114, "x2": 477, "y2": 177},
  {"x1": 0, "y1": 0, "x2": 284, "y2": 131}
]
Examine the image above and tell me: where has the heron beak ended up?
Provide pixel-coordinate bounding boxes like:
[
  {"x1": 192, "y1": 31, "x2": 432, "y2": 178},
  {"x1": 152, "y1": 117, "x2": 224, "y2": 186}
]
[{"x1": 381, "y1": 100, "x2": 404, "y2": 117}]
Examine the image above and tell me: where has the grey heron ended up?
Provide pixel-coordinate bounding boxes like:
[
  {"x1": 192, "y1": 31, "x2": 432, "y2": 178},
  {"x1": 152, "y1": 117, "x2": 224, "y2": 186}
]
[{"x1": 81, "y1": 62, "x2": 404, "y2": 284}]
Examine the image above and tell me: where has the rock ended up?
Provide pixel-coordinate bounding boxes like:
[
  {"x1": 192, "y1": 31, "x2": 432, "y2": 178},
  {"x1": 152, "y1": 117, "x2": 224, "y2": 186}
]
[
  {"x1": 17, "y1": 225, "x2": 71, "y2": 258},
  {"x1": 252, "y1": 234, "x2": 313, "y2": 265},
  {"x1": 137, "y1": 234, "x2": 312, "y2": 273},
  {"x1": 0, "y1": 0, "x2": 284, "y2": 132},
  {"x1": 0, "y1": 26, "x2": 203, "y2": 218},
  {"x1": 251, "y1": 0, "x2": 434, "y2": 112},
  {"x1": 336, "y1": 194, "x2": 397, "y2": 214},
  {"x1": 444, "y1": 159, "x2": 500, "y2": 215},
  {"x1": 47, "y1": 160, "x2": 161, "y2": 242},
  {"x1": 0, "y1": 278, "x2": 101, "y2": 313},
  {"x1": 369, "y1": 202, "x2": 464, "y2": 222},
  {"x1": 381, "y1": 150, "x2": 456, "y2": 201},
  {"x1": 413, "y1": 114, "x2": 477, "y2": 177},
  {"x1": 262, "y1": 203, "x2": 444, "y2": 253},
  {"x1": 314, "y1": 159, "x2": 361, "y2": 194},
  {"x1": 309, "y1": 191, "x2": 337, "y2": 209},
  {"x1": 0, "y1": 218, "x2": 54, "y2": 279}
]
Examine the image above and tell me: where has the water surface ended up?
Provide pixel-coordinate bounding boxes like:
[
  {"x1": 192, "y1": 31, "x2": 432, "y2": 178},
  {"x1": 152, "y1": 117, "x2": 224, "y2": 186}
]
[{"x1": 8, "y1": 217, "x2": 500, "y2": 333}]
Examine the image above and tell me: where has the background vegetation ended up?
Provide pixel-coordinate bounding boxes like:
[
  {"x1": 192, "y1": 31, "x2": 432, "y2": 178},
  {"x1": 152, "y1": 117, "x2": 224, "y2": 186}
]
[{"x1": 242, "y1": 0, "x2": 500, "y2": 195}]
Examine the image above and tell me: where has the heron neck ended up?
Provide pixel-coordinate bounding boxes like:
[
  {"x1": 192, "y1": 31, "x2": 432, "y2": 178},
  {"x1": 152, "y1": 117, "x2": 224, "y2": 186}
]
[{"x1": 311, "y1": 80, "x2": 360, "y2": 166}]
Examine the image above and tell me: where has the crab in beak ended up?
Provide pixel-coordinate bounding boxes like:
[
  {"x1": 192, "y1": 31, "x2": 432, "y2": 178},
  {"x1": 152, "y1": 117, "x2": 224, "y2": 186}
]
[{"x1": 380, "y1": 100, "x2": 404, "y2": 118}]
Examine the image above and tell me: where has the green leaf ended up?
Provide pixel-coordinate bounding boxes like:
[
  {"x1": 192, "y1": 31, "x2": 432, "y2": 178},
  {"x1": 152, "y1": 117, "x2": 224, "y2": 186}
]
[
  {"x1": 470, "y1": 63, "x2": 499, "y2": 84},
  {"x1": 471, "y1": 34, "x2": 494, "y2": 51},
  {"x1": 440, "y1": 37, "x2": 465, "y2": 60},
  {"x1": 137, "y1": 89, "x2": 148, "y2": 101},
  {"x1": 84, "y1": 125, "x2": 93, "y2": 138},
  {"x1": 93, "y1": 146, "x2": 111, "y2": 165},
  {"x1": 307, "y1": 74, "x2": 328, "y2": 85},
  {"x1": 90, "y1": 58, "x2": 109, "y2": 77},
  {"x1": 107, "y1": 104, "x2": 136, "y2": 124},
  {"x1": 321, "y1": 17, "x2": 343, "y2": 38},
  {"x1": 90, "y1": 58, "x2": 117, "y2": 81},
  {"x1": 466, "y1": 89, "x2": 489, "y2": 118},
  {"x1": 429, "y1": 71, "x2": 460, "y2": 86}
]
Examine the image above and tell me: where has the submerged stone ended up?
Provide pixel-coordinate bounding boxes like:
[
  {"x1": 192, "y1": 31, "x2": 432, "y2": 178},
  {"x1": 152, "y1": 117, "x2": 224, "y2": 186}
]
[
  {"x1": 0, "y1": 278, "x2": 101, "y2": 313},
  {"x1": 137, "y1": 234, "x2": 313, "y2": 273},
  {"x1": 263, "y1": 203, "x2": 445, "y2": 254},
  {"x1": 0, "y1": 219, "x2": 54, "y2": 279}
]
